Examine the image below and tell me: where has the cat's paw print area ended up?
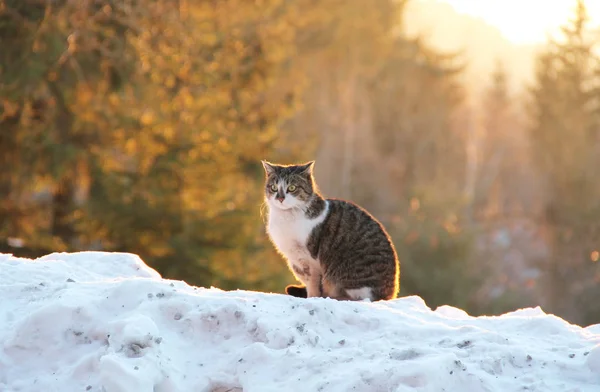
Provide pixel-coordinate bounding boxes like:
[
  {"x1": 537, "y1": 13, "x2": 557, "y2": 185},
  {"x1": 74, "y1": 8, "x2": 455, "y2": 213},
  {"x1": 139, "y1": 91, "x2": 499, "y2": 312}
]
[{"x1": 2, "y1": 253, "x2": 599, "y2": 392}]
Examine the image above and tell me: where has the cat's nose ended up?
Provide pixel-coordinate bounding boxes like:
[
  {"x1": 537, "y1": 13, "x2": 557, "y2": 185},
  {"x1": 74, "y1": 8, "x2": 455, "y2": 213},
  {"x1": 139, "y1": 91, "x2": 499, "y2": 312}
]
[{"x1": 275, "y1": 189, "x2": 285, "y2": 202}]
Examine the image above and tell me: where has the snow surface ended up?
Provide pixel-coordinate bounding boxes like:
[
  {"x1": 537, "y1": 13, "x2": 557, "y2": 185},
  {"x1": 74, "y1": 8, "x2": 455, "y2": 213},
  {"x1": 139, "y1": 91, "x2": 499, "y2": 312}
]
[{"x1": 1, "y1": 252, "x2": 600, "y2": 392}]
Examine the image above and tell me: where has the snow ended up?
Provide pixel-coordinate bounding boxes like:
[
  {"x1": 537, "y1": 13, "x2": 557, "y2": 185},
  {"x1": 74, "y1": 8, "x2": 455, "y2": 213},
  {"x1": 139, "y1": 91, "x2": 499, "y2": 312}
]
[{"x1": 1, "y1": 252, "x2": 600, "y2": 392}]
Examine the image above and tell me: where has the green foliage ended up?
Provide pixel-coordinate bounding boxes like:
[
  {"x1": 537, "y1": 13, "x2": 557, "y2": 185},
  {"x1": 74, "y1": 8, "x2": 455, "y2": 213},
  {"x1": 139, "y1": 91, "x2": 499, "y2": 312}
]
[
  {"x1": 392, "y1": 192, "x2": 482, "y2": 314},
  {"x1": 528, "y1": 0, "x2": 600, "y2": 325},
  {"x1": 9, "y1": 0, "x2": 589, "y2": 323},
  {"x1": 0, "y1": 0, "x2": 306, "y2": 290},
  {"x1": 3, "y1": 0, "x2": 476, "y2": 303}
]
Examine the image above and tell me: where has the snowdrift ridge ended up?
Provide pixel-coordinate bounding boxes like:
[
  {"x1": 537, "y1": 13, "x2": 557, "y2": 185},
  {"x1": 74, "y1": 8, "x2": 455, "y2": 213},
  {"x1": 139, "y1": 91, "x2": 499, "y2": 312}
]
[{"x1": 1, "y1": 252, "x2": 599, "y2": 392}]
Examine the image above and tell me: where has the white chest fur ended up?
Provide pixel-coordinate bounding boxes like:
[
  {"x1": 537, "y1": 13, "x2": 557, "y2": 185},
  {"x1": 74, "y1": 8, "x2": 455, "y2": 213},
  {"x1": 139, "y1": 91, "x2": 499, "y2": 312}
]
[{"x1": 266, "y1": 201, "x2": 329, "y2": 269}]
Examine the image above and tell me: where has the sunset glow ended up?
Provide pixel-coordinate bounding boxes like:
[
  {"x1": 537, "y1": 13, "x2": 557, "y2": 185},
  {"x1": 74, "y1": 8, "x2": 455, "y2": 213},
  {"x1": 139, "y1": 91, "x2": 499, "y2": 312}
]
[{"x1": 439, "y1": 0, "x2": 600, "y2": 44}]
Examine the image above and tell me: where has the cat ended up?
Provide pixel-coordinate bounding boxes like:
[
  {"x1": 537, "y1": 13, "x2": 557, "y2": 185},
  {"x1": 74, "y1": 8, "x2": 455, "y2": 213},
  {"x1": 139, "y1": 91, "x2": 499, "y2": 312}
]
[{"x1": 261, "y1": 160, "x2": 400, "y2": 301}]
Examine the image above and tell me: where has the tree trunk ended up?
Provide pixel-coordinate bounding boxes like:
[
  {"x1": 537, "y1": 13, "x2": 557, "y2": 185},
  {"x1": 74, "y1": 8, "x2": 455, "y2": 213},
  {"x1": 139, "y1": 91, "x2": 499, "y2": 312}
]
[
  {"x1": 51, "y1": 175, "x2": 75, "y2": 246},
  {"x1": 340, "y1": 68, "x2": 358, "y2": 198}
]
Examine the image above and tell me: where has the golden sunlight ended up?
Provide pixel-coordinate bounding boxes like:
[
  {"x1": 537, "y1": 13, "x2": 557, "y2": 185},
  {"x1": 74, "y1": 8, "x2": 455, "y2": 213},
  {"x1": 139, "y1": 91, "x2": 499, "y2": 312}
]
[{"x1": 438, "y1": 0, "x2": 600, "y2": 44}]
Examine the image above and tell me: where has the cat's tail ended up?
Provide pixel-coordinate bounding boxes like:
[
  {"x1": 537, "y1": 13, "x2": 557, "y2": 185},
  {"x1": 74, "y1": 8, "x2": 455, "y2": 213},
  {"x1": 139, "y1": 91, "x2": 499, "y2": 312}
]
[{"x1": 285, "y1": 284, "x2": 307, "y2": 298}]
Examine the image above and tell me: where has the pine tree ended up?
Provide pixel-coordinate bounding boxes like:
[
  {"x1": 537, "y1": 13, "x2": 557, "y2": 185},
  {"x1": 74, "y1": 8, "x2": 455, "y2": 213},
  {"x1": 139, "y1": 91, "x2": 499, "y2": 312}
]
[
  {"x1": 0, "y1": 0, "x2": 310, "y2": 291},
  {"x1": 77, "y1": 0, "x2": 310, "y2": 290},
  {"x1": 529, "y1": 0, "x2": 600, "y2": 324},
  {"x1": 280, "y1": 0, "x2": 486, "y2": 313},
  {"x1": 474, "y1": 60, "x2": 515, "y2": 218},
  {"x1": 0, "y1": 0, "x2": 141, "y2": 252}
]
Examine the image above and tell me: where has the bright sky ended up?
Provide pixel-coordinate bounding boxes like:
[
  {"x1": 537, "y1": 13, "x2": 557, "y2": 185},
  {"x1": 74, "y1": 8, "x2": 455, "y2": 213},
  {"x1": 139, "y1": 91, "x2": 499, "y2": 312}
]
[{"x1": 439, "y1": 0, "x2": 600, "y2": 44}]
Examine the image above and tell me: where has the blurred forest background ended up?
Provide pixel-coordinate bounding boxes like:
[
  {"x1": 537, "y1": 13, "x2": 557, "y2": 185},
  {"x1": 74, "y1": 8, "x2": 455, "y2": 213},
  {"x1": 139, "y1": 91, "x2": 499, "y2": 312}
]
[{"x1": 2, "y1": 0, "x2": 600, "y2": 325}]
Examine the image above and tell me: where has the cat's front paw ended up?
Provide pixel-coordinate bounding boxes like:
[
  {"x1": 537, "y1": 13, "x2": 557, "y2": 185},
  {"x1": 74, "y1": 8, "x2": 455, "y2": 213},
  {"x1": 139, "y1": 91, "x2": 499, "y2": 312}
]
[{"x1": 285, "y1": 284, "x2": 307, "y2": 298}]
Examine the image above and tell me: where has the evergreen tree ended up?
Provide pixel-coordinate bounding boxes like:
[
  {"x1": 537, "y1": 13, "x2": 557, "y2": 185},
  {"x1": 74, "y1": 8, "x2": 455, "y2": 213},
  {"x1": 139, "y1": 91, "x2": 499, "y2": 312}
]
[
  {"x1": 0, "y1": 0, "x2": 140, "y2": 252},
  {"x1": 0, "y1": 0, "x2": 309, "y2": 292},
  {"x1": 281, "y1": 0, "x2": 484, "y2": 313},
  {"x1": 472, "y1": 61, "x2": 546, "y2": 314},
  {"x1": 529, "y1": 0, "x2": 600, "y2": 324},
  {"x1": 475, "y1": 60, "x2": 512, "y2": 218}
]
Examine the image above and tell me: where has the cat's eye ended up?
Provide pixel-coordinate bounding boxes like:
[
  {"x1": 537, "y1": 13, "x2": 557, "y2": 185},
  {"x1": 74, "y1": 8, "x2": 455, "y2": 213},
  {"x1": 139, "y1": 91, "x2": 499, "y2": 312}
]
[
  {"x1": 269, "y1": 184, "x2": 278, "y2": 192},
  {"x1": 288, "y1": 185, "x2": 297, "y2": 192}
]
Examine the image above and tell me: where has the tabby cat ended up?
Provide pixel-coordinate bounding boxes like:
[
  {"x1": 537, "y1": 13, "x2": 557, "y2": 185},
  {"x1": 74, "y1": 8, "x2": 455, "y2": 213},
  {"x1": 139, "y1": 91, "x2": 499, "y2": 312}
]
[{"x1": 261, "y1": 160, "x2": 400, "y2": 301}]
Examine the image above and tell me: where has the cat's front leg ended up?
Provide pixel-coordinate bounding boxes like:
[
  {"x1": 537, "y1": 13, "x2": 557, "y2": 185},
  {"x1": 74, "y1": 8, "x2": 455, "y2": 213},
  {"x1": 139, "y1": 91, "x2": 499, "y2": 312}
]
[
  {"x1": 290, "y1": 260, "x2": 310, "y2": 282},
  {"x1": 290, "y1": 260, "x2": 322, "y2": 298},
  {"x1": 305, "y1": 275, "x2": 322, "y2": 298}
]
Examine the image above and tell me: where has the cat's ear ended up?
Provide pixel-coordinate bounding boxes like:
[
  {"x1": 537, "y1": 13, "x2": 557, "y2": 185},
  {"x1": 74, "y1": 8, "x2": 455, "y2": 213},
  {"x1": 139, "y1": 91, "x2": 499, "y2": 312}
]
[
  {"x1": 261, "y1": 160, "x2": 277, "y2": 175},
  {"x1": 299, "y1": 161, "x2": 315, "y2": 175}
]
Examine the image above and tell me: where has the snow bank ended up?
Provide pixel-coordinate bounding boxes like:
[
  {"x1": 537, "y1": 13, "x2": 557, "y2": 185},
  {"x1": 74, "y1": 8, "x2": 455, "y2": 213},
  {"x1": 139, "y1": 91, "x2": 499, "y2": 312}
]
[{"x1": 1, "y1": 252, "x2": 599, "y2": 392}]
